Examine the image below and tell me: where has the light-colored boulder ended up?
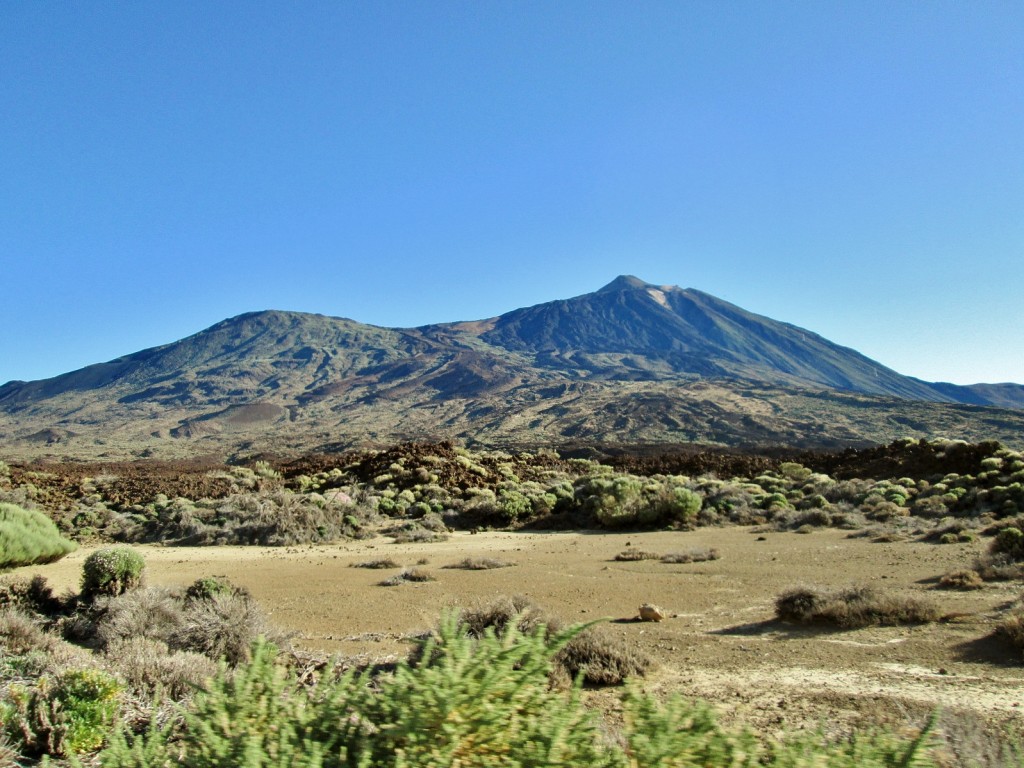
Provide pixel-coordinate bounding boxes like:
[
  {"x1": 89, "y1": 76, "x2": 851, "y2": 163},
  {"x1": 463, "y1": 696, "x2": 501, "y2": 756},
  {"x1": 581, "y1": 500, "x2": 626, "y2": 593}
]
[{"x1": 638, "y1": 603, "x2": 666, "y2": 622}]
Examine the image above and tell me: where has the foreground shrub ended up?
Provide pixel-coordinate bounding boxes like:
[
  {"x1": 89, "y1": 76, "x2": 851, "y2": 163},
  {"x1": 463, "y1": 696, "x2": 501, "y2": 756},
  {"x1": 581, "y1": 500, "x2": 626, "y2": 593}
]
[
  {"x1": 457, "y1": 595, "x2": 652, "y2": 686},
  {"x1": 104, "y1": 636, "x2": 216, "y2": 700},
  {"x1": 81, "y1": 546, "x2": 145, "y2": 600},
  {"x1": 0, "y1": 503, "x2": 76, "y2": 569},
  {"x1": 620, "y1": 686, "x2": 760, "y2": 767},
  {"x1": 2, "y1": 667, "x2": 121, "y2": 757},
  {"x1": 97, "y1": 619, "x2": 945, "y2": 768},
  {"x1": 101, "y1": 621, "x2": 618, "y2": 768},
  {"x1": 172, "y1": 591, "x2": 286, "y2": 665},
  {"x1": 67, "y1": 582, "x2": 283, "y2": 667},
  {"x1": 775, "y1": 585, "x2": 941, "y2": 628}
]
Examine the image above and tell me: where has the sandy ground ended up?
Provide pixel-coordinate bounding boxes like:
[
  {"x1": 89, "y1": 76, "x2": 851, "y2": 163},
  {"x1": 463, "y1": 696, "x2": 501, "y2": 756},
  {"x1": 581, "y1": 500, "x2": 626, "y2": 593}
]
[{"x1": 18, "y1": 526, "x2": 1024, "y2": 760}]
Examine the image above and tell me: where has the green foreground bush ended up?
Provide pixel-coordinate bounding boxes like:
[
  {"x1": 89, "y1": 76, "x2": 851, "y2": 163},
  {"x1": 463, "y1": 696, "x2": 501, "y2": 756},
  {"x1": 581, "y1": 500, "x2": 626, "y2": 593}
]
[
  {"x1": 0, "y1": 502, "x2": 77, "y2": 569},
  {"x1": 98, "y1": 617, "x2": 943, "y2": 768}
]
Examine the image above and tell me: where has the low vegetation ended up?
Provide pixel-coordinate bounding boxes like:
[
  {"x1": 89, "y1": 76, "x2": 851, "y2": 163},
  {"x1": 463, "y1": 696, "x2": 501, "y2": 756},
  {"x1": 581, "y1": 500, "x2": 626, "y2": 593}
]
[
  {"x1": 3, "y1": 438, "x2": 1024, "y2": 763},
  {"x1": 94, "y1": 617, "x2": 943, "y2": 767},
  {"x1": 997, "y1": 597, "x2": 1024, "y2": 658},
  {"x1": 775, "y1": 584, "x2": 942, "y2": 628},
  {"x1": 442, "y1": 557, "x2": 513, "y2": 570},
  {"x1": 378, "y1": 567, "x2": 435, "y2": 586},
  {"x1": 4, "y1": 438, "x2": 1024, "y2": 552},
  {"x1": 661, "y1": 547, "x2": 720, "y2": 564}
]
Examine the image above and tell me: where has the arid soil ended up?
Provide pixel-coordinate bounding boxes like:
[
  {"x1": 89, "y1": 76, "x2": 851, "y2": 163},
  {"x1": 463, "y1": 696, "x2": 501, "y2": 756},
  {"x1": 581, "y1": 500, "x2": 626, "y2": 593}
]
[{"x1": 17, "y1": 526, "x2": 1024, "y2": 761}]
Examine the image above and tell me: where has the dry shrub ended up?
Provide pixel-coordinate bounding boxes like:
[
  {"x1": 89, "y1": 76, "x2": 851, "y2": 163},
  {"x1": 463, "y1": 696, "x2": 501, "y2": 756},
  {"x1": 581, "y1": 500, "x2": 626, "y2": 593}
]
[
  {"x1": 88, "y1": 587, "x2": 186, "y2": 649},
  {"x1": 104, "y1": 636, "x2": 216, "y2": 700},
  {"x1": 974, "y1": 552, "x2": 1024, "y2": 581},
  {"x1": 614, "y1": 548, "x2": 661, "y2": 562},
  {"x1": 391, "y1": 528, "x2": 449, "y2": 544},
  {"x1": 443, "y1": 557, "x2": 513, "y2": 570},
  {"x1": 456, "y1": 595, "x2": 652, "y2": 686},
  {"x1": 0, "y1": 733, "x2": 19, "y2": 768},
  {"x1": 997, "y1": 605, "x2": 1024, "y2": 658},
  {"x1": 172, "y1": 591, "x2": 287, "y2": 665},
  {"x1": 0, "y1": 609, "x2": 92, "y2": 675},
  {"x1": 872, "y1": 530, "x2": 910, "y2": 543},
  {"x1": 0, "y1": 608, "x2": 55, "y2": 656},
  {"x1": 775, "y1": 584, "x2": 941, "y2": 628},
  {"x1": 938, "y1": 569, "x2": 984, "y2": 590},
  {"x1": 0, "y1": 575, "x2": 62, "y2": 616},
  {"x1": 379, "y1": 568, "x2": 434, "y2": 586},
  {"x1": 660, "y1": 547, "x2": 719, "y2": 564},
  {"x1": 351, "y1": 558, "x2": 401, "y2": 569},
  {"x1": 140, "y1": 490, "x2": 368, "y2": 546}
]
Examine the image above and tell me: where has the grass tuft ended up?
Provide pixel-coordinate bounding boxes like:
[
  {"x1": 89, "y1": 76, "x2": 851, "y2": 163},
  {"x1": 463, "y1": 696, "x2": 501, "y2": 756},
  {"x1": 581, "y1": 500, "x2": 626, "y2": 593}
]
[
  {"x1": 660, "y1": 547, "x2": 720, "y2": 564},
  {"x1": 614, "y1": 548, "x2": 661, "y2": 562},
  {"x1": 351, "y1": 558, "x2": 401, "y2": 569},
  {"x1": 443, "y1": 557, "x2": 513, "y2": 570},
  {"x1": 378, "y1": 568, "x2": 435, "y2": 586}
]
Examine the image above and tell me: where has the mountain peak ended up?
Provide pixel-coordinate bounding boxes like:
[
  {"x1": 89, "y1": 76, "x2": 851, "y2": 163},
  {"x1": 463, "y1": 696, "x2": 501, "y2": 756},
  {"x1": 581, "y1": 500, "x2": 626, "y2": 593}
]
[{"x1": 597, "y1": 275, "x2": 652, "y2": 293}]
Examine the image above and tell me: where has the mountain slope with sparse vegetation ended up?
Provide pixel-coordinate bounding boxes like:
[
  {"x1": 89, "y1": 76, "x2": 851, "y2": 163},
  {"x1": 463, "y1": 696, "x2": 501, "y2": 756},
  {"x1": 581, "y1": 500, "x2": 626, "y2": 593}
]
[{"x1": 1, "y1": 277, "x2": 1023, "y2": 459}]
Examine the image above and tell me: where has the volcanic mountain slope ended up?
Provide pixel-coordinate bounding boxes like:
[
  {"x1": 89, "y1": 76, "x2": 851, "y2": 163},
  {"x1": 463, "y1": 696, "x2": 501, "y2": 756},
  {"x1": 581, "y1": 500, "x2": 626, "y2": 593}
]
[{"x1": 1, "y1": 276, "x2": 1023, "y2": 458}]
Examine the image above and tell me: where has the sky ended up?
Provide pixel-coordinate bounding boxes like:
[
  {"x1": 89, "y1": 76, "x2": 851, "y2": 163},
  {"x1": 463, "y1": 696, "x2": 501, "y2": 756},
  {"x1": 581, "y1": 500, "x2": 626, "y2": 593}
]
[{"x1": 1, "y1": 2, "x2": 1022, "y2": 386}]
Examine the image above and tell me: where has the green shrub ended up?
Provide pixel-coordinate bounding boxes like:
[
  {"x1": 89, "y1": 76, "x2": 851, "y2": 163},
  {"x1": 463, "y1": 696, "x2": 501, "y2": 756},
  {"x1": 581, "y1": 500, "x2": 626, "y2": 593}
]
[
  {"x1": 0, "y1": 503, "x2": 77, "y2": 569},
  {"x1": 620, "y1": 686, "x2": 760, "y2": 767},
  {"x1": 2, "y1": 667, "x2": 121, "y2": 756},
  {"x1": 993, "y1": 527, "x2": 1024, "y2": 559},
  {"x1": 456, "y1": 596, "x2": 652, "y2": 686},
  {"x1": 97, "y1": 619, "x2": 944, "y2": 768},
  {"x1": 101, "y1": 621, "x2": 619, "y2": 768},
  {"x1": 185, "y1": 576, "x2": 245, "y2": 602},
  {"x1": 81, "y1": 546, "x2": 145, "y2": 599}
]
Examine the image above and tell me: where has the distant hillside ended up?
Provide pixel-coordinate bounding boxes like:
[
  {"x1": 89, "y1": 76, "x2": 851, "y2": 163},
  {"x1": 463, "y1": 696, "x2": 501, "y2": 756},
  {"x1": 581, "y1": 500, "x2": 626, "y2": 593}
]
[{"x1": 1, "y1": 276, "x2": 1023, "y2": 459}]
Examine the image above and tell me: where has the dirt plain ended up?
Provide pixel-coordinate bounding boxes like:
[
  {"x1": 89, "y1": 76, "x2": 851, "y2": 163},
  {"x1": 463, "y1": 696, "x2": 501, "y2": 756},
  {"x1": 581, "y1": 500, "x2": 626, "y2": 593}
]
[{"x1": 16, "y1": 524, "x2": 1024, "y2": 762}]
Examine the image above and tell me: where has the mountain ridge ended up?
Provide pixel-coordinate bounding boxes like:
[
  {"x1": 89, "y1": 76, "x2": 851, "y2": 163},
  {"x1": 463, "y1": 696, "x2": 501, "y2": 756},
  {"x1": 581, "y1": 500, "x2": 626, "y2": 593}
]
[{"x1": 2, "y1": 276, "x2": 1023, "y2": 459}]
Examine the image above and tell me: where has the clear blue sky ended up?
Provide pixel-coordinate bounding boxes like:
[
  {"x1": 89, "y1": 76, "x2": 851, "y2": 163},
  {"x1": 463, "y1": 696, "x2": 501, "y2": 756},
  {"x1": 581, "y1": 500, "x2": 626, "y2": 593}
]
[{"x1": 2, "y1": 2, "x2": 1021, "y2": 386}]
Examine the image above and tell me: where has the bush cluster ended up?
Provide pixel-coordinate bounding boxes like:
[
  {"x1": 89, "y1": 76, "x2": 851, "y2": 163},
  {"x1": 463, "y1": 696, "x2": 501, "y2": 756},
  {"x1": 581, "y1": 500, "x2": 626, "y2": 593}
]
[
  {"x1": 0, "y1": 547, "x2": 287, "y2": 762},
  {"x1": 7, "y1": 439, "x2": 1024, "y2": 549}
]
